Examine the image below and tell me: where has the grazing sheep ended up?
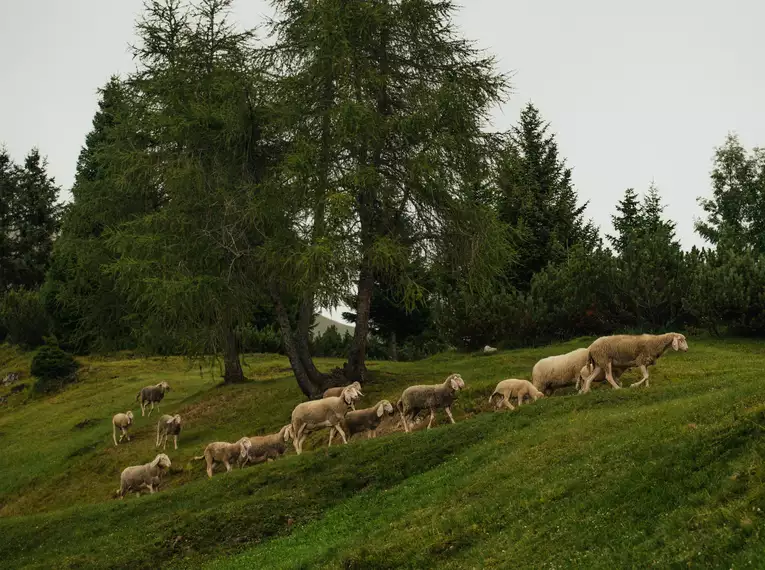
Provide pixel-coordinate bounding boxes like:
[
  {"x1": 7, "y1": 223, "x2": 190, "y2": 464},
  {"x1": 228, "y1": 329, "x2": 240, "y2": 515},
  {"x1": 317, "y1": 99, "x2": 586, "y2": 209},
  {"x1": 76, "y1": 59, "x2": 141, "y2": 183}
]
[
  {"x1": 489, "y1": 379, "x2": 544, "y2": 411},
  {"x1": 156, "y1": 414, "x2": 182, "y2": 451},
  {"x1": 397, "y1": 373, "x2": 465, "y2": 433},
  {"x1": 291, "y1": 384, "x2": 363, "y2": 454},
  {"x1": 136, "y1": 381, "x2": 171, "y2": 417},
  {"x1": 112, "y1": 411, "x2": 134, "y2": 446},
  {"x1": 579, "y1": 333, "x2": 688, "y2": 394},
  {"x1": 194, "y1": 437, "x2": 252, "y2": 478},
  {"x1": 327, "y1": 399, "x2": 395, "y2": 446},
  {"x1": 239, "y1": 425, "x2": 293, "y2": 467},
  {"x1": 117, "y1": 453, "x2": 171, "y2": 498},
  {"x1": 322, "y1": 381, "x2": 362, "y2": 411}
]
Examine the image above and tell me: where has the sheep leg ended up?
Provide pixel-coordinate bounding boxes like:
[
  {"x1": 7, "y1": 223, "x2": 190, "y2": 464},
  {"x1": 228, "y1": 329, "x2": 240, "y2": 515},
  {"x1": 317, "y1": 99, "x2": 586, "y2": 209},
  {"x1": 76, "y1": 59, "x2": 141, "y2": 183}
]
[
  {"x1": 445, "y1": 406, "x2": 456, "y2": 423},
  {"x1": 328, "y1": 428, "x2": 335, "y2": 448},
  {"x1": 173, "y1": 435, "x2": 178, "y2": 450},
  {"x1": 503, "y1": 397, "x2": 515, "y2": 411},
  {"x1": 112, "y1": 425, "x2": 118, "y2": 446},
  {"x1": 206, "y1": 461, "x2": 214, "y2": 479},
  {"x1": 631, "y1": 365, "x2": 650, "y2": 388},
  {"x1": 224, "y1": 460, "x2": 232, "y2": 473},
  {"x1": 334, "y1": 424, "x2": 349, "y2": 444},
  {"x1": 580, "y1": 366, "x2": 601, "y2": 393},
  {"x1": 148, "y1": 402, "x2": 154, "y2": 417},
  {"x1": 294, "y1": 424, "x2": 306, "y2": 454},
  {"x1": 517, "y1": 395, "x2": 524, "y2": 407},
  {"x1": 427, "y1": 409, "x2": 435, "y2": 429},
  {"x1": 604, "y1": 361, "x2": 621, "y2": 390},
  {"x1": 400, "y1": 410, "x2": 410, "y2": 433}
]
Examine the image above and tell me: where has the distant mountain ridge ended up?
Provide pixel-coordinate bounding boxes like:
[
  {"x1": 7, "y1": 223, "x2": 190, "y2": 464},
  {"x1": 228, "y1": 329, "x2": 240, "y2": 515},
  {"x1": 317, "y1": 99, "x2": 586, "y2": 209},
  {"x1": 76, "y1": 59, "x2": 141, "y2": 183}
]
[{"x1": 313, "y1": 314, "x2": 355, "y2": 337}]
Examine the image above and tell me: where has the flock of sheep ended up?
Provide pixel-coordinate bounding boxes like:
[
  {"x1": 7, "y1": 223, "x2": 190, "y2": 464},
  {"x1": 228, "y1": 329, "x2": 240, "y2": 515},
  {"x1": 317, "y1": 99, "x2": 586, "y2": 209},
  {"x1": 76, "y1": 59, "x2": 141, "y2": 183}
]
[{"x1": 110, "y1": 332, "x2": 688, "y2": 498}]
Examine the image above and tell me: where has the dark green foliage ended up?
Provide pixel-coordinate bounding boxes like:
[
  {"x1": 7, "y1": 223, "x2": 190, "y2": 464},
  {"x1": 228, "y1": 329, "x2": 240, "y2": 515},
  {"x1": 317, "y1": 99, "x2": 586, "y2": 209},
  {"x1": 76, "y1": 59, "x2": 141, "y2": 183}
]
[
  {"x1": 696, "y1": 134, "x2": 765, "y2": 253},
  {"x1": 0, "y1": 289, "x2": 50, "y2": 348},
  {"x1": 496, "y1": 103, "x2": 597, "y2": 290},
  {"x1": 31, "y1": 345, "x2": 79, "y2": 393},
  {"x1": 239, "y1": 324, "x2": 283, "y2": 354},
  {"x1": 311, "y1": 325, "x2": 352, "y2": 358},
  {"x1": 0, "y1": 148, "x2": 61, "y2": 291}
]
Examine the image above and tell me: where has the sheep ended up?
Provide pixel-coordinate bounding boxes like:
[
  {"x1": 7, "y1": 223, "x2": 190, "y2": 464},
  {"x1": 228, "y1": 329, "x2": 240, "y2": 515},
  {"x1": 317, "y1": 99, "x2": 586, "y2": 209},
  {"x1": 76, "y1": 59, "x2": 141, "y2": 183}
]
[
  {"x1": 397, "y1": 373, "x2": 465, "y2": 433},
  {"x1": 117, "y1": 453, "x2": 171, "y2": 498},
  {"x1": 193, "y1": 437, "x2": 252, "y2": 478},
  {"x1": 322, "y1": 381, "x2": 362, "y2": 411},
  {"x1": 327, "y1": 399, "x2": 395, "y2": 446},
  {"x1": 112, "y1": 411, "x2": 134, "y2": 446},
  {"x1": 531, "y1": 348, "x2": 591, "y2": 396},
  {"x1": 489, "y1": 379, "x2": 545, "y2": 411},
  {"x1": 136, "y1": 381, "x2": 170, "y2": 417},
  {"x1": 579, "y1": 333, "x2": 688, "y2": 394},
  {"x1": 574, "y1": 362, "x2": 629, "y2": 391},
  {"x1": 156, "y1": 414, "x2": 182, "y2": 451},
  {"x1": 239, "y1": 425, "x2": 293, "y2": 467},
  {"x1": 291, "y1": 384, "x2": 363, "y2": 454}
]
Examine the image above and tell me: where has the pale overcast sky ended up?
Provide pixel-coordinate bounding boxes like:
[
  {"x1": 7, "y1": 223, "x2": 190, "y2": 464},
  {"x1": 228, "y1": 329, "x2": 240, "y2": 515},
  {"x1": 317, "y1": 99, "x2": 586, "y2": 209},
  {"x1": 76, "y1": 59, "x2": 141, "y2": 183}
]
[{"x1": 2, "y1": 0, "x2": 764, "y2": 321}]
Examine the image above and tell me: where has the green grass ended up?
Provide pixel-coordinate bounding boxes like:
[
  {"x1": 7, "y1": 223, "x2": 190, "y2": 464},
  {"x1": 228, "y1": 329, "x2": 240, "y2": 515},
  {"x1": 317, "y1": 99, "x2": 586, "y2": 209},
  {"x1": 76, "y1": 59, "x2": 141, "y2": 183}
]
[{"x1": 2, "y1": 338, "x2": 765, "y2": 569}]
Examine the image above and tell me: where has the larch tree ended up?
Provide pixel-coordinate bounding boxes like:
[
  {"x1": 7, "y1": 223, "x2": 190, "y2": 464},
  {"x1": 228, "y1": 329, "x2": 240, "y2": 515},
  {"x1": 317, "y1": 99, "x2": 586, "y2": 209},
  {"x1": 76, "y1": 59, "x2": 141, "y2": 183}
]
[{"x1": 267, "y1": 0, "x2": 511, "y2": 389}]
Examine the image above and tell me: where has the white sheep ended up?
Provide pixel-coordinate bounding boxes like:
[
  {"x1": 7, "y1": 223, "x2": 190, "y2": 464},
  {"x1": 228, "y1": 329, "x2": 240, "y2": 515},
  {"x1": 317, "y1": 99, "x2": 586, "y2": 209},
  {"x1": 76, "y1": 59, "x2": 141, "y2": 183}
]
[
  {"x1": 327, "y1": 399, "x2": 395, "y2": 446},
  {"x1": 239, "y1": 425, "x2": 293, "y2": 467},
  {"x1": 290, "y1": 384, "x2": 363, "y2": 454},
  {"x1": 117, "y1": 453, "x2": 171, "y2": 498},
  {"x1": 156, "y1": 414, "x2": 182, "y2": 450},
  {"x1": 112, "y1": 411, "x2": 134, "y2": 446},
  {"x1": 531, "y1": 348, "x2": 591, "y2": 396},
  {"x1": 322, "y1": 381, "x2": 362, "y2": 411},
  {"x1": 136, "y1": 381, "x2": 171, "y2": 417},
  {"x1": 489, "y1": 379, "x2": 544, "y2": 411},
  {"x1": 194, "y1": 437, "x2": 252, "y2": 478},
  {"x1": 579, "y1": 333, "x2": 688, "y2": 394},
  {"x1": 397, "y1": 373, "x2": 465, "y2": 432}
]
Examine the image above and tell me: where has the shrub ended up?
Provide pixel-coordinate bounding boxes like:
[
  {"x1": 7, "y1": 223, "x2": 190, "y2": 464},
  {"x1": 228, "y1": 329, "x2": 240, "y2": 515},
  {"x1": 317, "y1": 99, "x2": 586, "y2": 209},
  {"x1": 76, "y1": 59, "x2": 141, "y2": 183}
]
[
  {"x1": 31, "y1": 345, "x2": 79, "y2": 393},
  {"x1": 0, "y1": 289, "x2": 50, "y2": 348},
  {"x1": 239, "y1": 324, "x2": 283, "y2": 354}
]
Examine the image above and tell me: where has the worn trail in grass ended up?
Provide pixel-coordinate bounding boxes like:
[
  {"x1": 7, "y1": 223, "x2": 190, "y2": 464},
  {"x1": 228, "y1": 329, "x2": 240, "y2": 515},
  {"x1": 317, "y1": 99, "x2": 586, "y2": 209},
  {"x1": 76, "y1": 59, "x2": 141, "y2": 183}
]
[{"x1": 2, "y1": 339, "x2": 765, "y2": 568}]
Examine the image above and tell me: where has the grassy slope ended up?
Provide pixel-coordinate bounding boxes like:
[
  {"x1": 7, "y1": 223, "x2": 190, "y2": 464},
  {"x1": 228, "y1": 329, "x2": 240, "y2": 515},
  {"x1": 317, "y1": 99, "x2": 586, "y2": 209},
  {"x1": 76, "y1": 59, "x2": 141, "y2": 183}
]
[{"x1": 2, "y1": 339, "x2": 765, "y2": 569}]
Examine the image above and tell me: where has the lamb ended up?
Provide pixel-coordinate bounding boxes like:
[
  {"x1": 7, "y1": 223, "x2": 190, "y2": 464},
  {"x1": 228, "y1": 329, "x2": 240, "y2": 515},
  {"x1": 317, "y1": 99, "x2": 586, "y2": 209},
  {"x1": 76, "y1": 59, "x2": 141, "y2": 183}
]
[
  {"x1": 117, "y1": 453, "x2": 172, "y2": 498},
  {"x1": 397, "y1": 373, "x2": 465, "y2": 433},
  {"x1": 290, "y1": 384, "x2": 363, "y2": 454},
  {"x1": 239, "y1": 424, "x2": 293, "y2": 467},
  {"x1": 322, "y1": 381, "x2": 362, "y2": 411},
  {"x1": 112, "y1": 411, "x2": 134, "y2": 446},
  {"x1": 136, "y1": 381, "x2": 171, "y2": 417},
  {"x1": 489, "y1": 379, "x2": 544, "y2": 411},
  {"x1": 579, "y1": 333, "x2": 688, "y2": 394},
  {"x1": 156, "y1": 414, "x2": 182, "y2": 450},
  {"x1": 193, "y1": 437, "x2": 252, "y2": 478},
  {"x1": 327, "y1": 399, "x2": 395, "y2": 446}
]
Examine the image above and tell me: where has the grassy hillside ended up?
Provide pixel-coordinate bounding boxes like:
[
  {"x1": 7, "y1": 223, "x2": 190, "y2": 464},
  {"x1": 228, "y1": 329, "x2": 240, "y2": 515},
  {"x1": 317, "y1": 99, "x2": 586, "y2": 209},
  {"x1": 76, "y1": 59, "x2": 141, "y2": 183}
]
[{"x1": 2, "y1": 338, "x2": 765, "y2": 569}]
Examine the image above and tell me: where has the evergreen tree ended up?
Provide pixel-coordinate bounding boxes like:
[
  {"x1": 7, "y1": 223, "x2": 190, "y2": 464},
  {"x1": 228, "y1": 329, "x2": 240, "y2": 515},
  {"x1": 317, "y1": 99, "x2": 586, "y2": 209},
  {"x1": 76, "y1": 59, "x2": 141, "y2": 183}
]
[
  {"x1": 269, "y1": 0, "x2": 511, "y2": 388},
  {"x1": 496, "y1": 103, "x2": 596, "y2": 289},
  {"x1": 696, "y1": 134, "x2": 765, "y2": 253},
  {"x1": 608, "y1": 187, "x2": 641, "y2": 255},
  {"x1": 0, "y1": 149, "x2": 15, "y2": 291}
]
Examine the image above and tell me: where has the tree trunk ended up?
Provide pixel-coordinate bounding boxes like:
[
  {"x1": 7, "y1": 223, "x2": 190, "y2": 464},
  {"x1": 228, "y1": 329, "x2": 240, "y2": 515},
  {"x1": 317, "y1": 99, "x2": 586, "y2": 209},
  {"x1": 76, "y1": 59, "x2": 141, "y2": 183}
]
[
  {"x1": 296, "y1": 292, "x2": 331, "y2": 387},
  {"x1": 388, "y1": 330, "x2": 397, "y2": 361},
  {"x1": 345, "y1": 263, "x2": 374, "y2": 383},
  {"x1": 271, "y1": 289, "x2": 322, "y2": 399},
  {"x1": 222, "y1": 327, "x2": 245, "y2": 384}
]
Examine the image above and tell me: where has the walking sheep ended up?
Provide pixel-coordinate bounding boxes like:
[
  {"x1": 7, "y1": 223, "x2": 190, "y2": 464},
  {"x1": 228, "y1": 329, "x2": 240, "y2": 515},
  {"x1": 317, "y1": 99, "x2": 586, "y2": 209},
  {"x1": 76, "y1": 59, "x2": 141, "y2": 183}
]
[
  {"x1": 327, "y1": 400, "x2": 395, "y2": 446},
  {"x1": 397, "y1": 373, "x2": 465, "y2": 432},
  {"x1": 239, "y1": 425, "x2": 293, "y2": 467},
  {"x1": 112, "y1": 411, "x2": 134, "y2": 446},
  {"x1": 579, "y1": 333, "x2": 688, "y2": 394},
  {"x1": 489, "y1": 379, "x2": 544, "y2": 411},
  {"x1": 532, "y1": 348, "x2": 630, "y2": 395},
  {"x1": 156, "y1": 414, "x2": 182, "y2": 450},
  {"x1": 194, "y1": 438, "x2": 252, "y2": 478},
  {"x1": 323, "y1": 382, "x2": 362, "y2": 411},
  {"x1": 291, "y1": 384, "x2": 363, "y2": 454},
  {"x1": 136, "y1": 381, "x2": 171, "y2": 417},
  {"x1": 117, "y1": 453, "x2": 171, "y2": 498}
]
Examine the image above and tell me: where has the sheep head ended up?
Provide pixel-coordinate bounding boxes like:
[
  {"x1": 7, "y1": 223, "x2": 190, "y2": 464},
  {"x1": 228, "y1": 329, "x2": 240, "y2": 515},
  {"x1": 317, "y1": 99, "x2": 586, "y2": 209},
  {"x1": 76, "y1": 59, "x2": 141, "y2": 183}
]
[
  {"x1": 281, "y1": 424, "x2": 294, "y2": 442},
  {"x1": 446, "y1": 374, "x2": 465, "y2": 391},
  {"x1": 237, "y1": 437, "x2": 253, "y2": 458},
  {"x1": 171, "y1": 414, "x2": 182, "y2": 427},
  {"x1": 342, "y1": 384, "x2": 362, "y2": 405},
  {"x1": 159, "y1": 381, "x2": 171, "y2": 392},
  {"x1": 377, "y1": 400, "x2": 394, "y2": 417},
  {"x1": 126, "y1": 411, "x2": 134, "y2": 421},
  {"x1": 670, "y1": 333, "x2": 688, "y2": 352},
  {"x1": 151, "y1": 454, "x2": 172, "y2": 470}
]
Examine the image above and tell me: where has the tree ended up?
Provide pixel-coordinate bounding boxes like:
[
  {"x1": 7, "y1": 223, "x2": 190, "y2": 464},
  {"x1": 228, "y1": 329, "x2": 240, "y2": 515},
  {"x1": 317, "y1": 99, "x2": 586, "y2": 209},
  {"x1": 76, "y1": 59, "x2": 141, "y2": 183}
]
[
  {"x1": 608, "y1": 187, "x2": 641, "y2": 255},
  {"x1": 106, "y1": 0, "x2": 280, "y2": 382},
  {"x1": 496, "y1": 103, "x2": 596, "y2": 289},
  {"x1": 0, "y1": 148, "x2": 61, "y2": 291},
  {"x1": 696, "y1": 133, "x2": 765, "y2": 253},
  {"x1": 268, "y1": 0, "x2": 511, "y2": 389}
]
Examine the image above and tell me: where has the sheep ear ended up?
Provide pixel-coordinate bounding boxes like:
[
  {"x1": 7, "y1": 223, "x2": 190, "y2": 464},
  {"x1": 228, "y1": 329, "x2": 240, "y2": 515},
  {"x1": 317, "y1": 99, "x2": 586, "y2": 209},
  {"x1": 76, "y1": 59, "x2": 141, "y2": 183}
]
[
  {"x1": 377, "y1": 404, "x2": 384, "y2": 418},
  {"x1": 672, "y1": 336, "x2": 679, "y2": 351}
]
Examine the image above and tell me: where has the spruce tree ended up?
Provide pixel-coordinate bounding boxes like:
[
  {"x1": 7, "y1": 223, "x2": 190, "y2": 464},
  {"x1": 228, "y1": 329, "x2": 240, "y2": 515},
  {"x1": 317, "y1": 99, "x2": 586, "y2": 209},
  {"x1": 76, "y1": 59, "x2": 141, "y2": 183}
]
[{"x1": 496, "y1": 103, "x2": 596, "y2": 289}]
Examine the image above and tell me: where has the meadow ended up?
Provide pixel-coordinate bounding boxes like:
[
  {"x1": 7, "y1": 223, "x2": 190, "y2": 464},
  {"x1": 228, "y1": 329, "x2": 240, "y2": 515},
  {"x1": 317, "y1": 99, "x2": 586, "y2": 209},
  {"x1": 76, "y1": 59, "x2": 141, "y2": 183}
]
[{"x1": 2, "y1": 337, "x2": 765, "y2": 569}]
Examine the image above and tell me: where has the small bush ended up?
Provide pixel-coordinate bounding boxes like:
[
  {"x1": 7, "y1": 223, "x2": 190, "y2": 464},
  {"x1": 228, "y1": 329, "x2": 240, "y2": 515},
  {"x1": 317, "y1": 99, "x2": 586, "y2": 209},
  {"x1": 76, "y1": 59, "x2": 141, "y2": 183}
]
[
  {"x1": 31, "y1": 345, "x2": 79, "y2": 393},
  {"x1": 0, "y1": 289, "x2": 51, "y2": 348}
]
